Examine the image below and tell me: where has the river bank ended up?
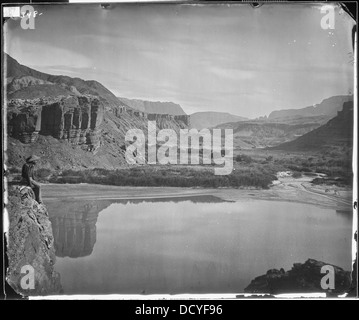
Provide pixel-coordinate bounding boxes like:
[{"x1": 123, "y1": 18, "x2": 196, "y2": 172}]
[{"x1": 41, "y1": 173, "x2": 352, "y2": 211}]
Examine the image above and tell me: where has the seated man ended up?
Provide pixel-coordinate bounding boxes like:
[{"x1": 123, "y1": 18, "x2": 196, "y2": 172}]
[{"x1": 21, "y1": 155, "x2": 43, "y2": 204}]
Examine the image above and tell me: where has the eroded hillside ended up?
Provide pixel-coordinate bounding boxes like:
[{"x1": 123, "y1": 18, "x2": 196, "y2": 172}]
[{"x1": 5, "y1": 54, "x2": 190, "y2": 170}]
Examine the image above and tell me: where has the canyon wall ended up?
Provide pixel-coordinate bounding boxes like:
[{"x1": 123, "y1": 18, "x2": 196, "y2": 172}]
[
  {"x1": 7, "y1": 95, "x2": 104, "y2": 151},
  {"x1": 7, "y1": 97, "x2": 190, "y2": 155}
]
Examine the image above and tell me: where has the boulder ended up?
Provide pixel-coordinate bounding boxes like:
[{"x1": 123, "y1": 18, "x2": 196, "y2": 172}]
[
  {"x1": 244, "y1": 258, "x2": 351, "y2": 295},
  {"x1": 6, "y1": 186, "x2": 63, "y2": 296}
]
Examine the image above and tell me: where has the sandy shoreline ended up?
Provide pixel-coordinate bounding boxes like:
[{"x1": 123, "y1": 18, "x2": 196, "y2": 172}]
[{"x1": 42, "y1": 176, "x2": 353, "y2": 211}]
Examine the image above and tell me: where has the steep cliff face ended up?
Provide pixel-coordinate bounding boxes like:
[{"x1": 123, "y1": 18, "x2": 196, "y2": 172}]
[
  {"x1": 7, "y1": 95, "x2": 104, "y2": 151},
  {"x1": 6, "y1": 101, "x2": 191, "y2": 170},
  {"x1": 7, "y1": 102, "x2": 42, "y2": 144},
  {"x1": 6, "y1": 186, "x2": 63, "y2": 296}
]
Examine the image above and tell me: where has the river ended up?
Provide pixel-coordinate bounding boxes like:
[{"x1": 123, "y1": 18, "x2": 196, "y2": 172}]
[{"x1": 44, "y1": 185, "x2": 353, "y2": 295}]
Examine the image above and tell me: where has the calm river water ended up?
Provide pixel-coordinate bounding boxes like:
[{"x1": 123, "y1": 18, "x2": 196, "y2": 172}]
[{"x1": 46, "y1": 195, "x2": 352, "y2": 295}]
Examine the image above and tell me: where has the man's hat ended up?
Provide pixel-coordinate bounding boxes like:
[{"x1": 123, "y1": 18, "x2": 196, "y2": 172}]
[{"x1": 26, "y1": 155, "x2": 41, "y2": 163}]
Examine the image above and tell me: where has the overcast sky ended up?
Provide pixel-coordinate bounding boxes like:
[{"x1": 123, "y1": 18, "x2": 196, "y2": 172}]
[{"x1": 4, "y1": 3, "x2": 355, "y2": 118}]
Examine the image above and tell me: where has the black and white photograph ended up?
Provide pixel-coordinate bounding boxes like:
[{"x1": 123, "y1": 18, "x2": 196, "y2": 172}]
[{"x1": 1, "y1": 1, "x2": 357, "y2": 301}]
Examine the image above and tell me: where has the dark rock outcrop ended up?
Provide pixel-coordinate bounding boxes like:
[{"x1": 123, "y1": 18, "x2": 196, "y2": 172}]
[
  {"x1": 6, "y1": 186, "x2": 63, "y2": 296},
  {"x1": 244, "y1": 259, "x2": 351, "y2": 295},
  {"x1": 7, "y1": 102, "x2": 42, "y2": 144}
]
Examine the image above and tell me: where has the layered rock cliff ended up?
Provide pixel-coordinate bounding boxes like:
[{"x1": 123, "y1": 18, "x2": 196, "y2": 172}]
[
  {"x1": 5, "y1": 54, "x2": 191, "y2": 170},
  {"x1": 7, "y1": 95, "x2": 104, "y2": 151},
  {"x1": 6, "y1": 186, "x2": 63, "y2": 296}
]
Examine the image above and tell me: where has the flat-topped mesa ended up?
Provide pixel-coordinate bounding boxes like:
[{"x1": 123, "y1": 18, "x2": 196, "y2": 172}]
[
  {"x1": 113, "y1": 105, "x2": 190, "y2": 127},
  {"x1": 7, "y1": 95, "x2": 104, "y2": 150}
]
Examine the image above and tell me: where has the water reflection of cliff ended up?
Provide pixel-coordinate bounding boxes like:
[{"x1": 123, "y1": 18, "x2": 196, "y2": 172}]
[
  {"x1": 48, "y1": 201, "x2": 111, "y2": 258},
  {"x1": 48, "y1": 195, "x2": 225, "y2": 259}
]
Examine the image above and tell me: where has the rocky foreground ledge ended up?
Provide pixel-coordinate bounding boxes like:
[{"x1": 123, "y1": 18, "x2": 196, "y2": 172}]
[
  {"x1": 244, "y1": 259, "x2": 354, "y2": 296},
  {"x1": 6, "y1": 186, "x2": 62, "y2": 296}
]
